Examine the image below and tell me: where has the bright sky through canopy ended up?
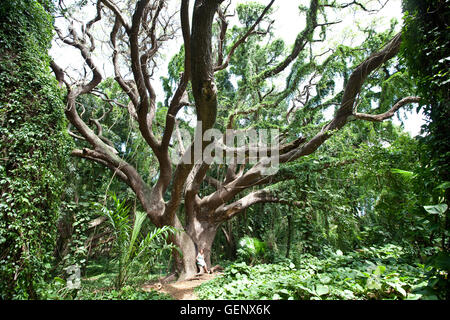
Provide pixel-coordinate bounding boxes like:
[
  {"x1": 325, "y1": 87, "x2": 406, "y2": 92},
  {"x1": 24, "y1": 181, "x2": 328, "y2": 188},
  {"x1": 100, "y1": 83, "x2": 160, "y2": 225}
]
[{"x1": 51, "y1": 0, "x2": 425, "y2": 137}]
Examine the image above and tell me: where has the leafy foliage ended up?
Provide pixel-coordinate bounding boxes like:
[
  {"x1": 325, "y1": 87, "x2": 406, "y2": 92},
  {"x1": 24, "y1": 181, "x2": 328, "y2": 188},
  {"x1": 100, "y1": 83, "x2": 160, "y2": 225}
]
[
  {"x1": 237, "y1": 236, "x2": 267, "y2": 264},
  {"x1": 0, "y1": 0, "x2": 72, "y2": 299},
  {"x1": 196, "y1": 244, "x2": 437, "y2": 300},
  {"x1": 401, "y1": 2, "x2": 449, "y2": 299},
  {"x1": 36, "y1": 256, "x2": 172, "y2": 300},
  {"x1": 402, "y1": 0, "x2": 450, "y2": 188},
  {"x1": 0, "y1": 0, "x2": 447, "y2": 301},
  {"x1": 103, "y1": 194, "x2": 179, "y2": 289}
]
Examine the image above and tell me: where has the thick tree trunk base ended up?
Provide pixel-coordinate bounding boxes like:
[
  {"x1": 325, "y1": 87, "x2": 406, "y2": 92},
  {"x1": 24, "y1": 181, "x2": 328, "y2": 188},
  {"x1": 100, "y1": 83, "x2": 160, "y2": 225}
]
[{"x1": 172, "y1": 216, "x2": 218, "y2": 281}]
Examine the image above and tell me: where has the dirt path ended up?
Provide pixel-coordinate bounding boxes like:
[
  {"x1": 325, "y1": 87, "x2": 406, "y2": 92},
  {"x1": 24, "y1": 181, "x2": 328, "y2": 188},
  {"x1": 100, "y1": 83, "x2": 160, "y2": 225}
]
[{"x1": 142, "y1": 273, "x2": 219, "y2": 300}]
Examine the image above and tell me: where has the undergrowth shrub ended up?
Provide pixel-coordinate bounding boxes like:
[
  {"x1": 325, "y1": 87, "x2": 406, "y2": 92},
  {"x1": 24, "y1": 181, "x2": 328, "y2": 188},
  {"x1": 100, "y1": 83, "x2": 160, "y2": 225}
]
[{"x1": 196, "y1": 244, "x2": 437, "y2": 300}]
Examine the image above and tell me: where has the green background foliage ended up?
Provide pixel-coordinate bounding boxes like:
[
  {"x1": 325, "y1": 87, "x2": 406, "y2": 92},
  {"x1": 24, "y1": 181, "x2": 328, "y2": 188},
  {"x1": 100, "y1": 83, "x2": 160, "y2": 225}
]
[
  {"x1": 401, "y1": 0, "x2": 450, "y2": 181},
  {"x1": 0, "y1": 0, "x2": 448, "y2": 301},
  {"x1": 0, "y1": 0, "x2": 72, "y2": 299},
  {"x1": 196, "y1": 245, "x2": 434, "y2": 300}
]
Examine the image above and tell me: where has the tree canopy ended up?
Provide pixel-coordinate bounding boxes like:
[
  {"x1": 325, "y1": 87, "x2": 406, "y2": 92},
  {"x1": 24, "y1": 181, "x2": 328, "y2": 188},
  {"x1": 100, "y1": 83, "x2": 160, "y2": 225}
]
[{"x1": 0, "y1": 0, "x2": 448, "y2": 301}]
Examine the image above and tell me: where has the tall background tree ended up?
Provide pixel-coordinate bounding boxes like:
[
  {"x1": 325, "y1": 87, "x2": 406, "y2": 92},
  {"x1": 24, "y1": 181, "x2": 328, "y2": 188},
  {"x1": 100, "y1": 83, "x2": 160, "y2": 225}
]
[
  {"x1": 401, "y1": 0, "x2": 450, "y2": 298},
  {"x1": 402, "y1": 0, "x2": 449, "y2": 186}
]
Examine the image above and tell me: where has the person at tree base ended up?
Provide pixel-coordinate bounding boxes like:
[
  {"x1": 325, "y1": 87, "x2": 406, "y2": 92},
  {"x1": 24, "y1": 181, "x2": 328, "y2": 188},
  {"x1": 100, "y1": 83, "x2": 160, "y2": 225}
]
[{"x1": 196, "y1": 248, "x2": 211, "y2": 274}]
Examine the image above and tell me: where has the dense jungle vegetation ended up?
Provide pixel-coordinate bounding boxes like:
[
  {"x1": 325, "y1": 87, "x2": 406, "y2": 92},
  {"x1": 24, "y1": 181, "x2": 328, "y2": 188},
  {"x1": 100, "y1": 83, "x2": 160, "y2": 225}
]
[{"x1": 0, "y1": 0, "x2": 448, "y2": 301}]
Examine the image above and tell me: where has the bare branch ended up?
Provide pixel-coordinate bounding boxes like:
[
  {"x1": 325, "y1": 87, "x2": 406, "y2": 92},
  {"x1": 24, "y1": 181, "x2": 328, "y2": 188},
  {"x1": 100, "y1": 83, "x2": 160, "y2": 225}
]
[
  {"x1": 85, "y1": 1, "x2": 103, "y2": 52},
  {"x1": 354, "y1": 96, "x2": 420, "y2": 122},
  {"x1": 100, "y1": 0, "x2": 131, "y2": 32},
  {"x1": 214, "y1": 189, "x2": 302, "y2": 221},
  {"x1": 109, "y1": 17, "x2": 140, "y2": 107},
  {"x1": 200, "y1": 32, "x2": 405, "y2": 215},
  {"x1": 72, "y1": 148, "x2": 130, "y2": 184},
  {"x1": 279, "y1": 32, "x2": 403, "y2": 164},
  {"x1": 214, "y1": 0, "x2": 275, "y2": 72},
  {"x1": 204, "y1": 176, "x2": 221, "y2": 189},
  {"x1": 91, "y1": 89, "x2": 128, "y2": 109},
  {"x1": 255, "y1": 0, "x2": 319, "y2": 82},
  {"x1": 322, "y1": 0, "x2": 389, "y2": 14},
  {"x1": 127, "y1": 0, "x2": 161, "y2": 151}
]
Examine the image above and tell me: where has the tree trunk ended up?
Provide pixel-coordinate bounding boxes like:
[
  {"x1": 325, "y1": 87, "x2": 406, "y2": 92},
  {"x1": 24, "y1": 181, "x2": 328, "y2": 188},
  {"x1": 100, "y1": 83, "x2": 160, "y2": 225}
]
[
  {"x1": 286, "y1": 214, "x2": 292, "y2": 258},
  {"x1": 186, "y1": 215, "x2": 219, "y2": 269},
  {"x1": 222, "y1": 220, "x2": 237, "y2": 259},
  {"x1": 171, "y1": 213, "x2": 219, "y2": 280},
  {"x1": 171, "y1": 215, "x2": 197, "y2": 280}
]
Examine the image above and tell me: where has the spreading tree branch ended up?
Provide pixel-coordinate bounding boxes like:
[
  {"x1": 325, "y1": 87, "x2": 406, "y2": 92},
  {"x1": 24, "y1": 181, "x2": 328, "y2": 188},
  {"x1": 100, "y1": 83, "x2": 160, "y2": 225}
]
[
  {"x1": 214, "y1": 0, "x2": 275, "y2": 72},
  {"x1": 354, "y1": 96, "x2": 420, "y2": 122}
]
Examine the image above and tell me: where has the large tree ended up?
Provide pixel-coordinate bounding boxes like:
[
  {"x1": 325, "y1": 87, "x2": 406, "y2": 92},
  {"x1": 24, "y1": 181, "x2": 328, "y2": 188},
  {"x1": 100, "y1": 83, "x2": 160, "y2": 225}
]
[{"x1": 52, "y1": 0, "x2": 420, "y2": 279}]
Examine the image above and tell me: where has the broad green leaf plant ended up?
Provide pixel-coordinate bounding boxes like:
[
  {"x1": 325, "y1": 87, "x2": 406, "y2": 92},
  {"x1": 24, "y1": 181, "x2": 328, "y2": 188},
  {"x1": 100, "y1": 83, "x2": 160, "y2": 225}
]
[{"x1": 103, "y1": 194, "x2": 179, "y2": 289}]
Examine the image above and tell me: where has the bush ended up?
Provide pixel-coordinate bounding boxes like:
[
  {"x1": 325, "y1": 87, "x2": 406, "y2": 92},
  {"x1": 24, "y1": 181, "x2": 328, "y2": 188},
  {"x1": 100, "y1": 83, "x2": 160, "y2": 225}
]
[
  {"x1": 196, "y1": 244, "x2": 435, "y2": 300},
  {"x1": 103, "y1": 194, "x2": 178, "y2": 289},
  {"x1": 236, "y1": 236, "x2": 267, "y2": 264}
]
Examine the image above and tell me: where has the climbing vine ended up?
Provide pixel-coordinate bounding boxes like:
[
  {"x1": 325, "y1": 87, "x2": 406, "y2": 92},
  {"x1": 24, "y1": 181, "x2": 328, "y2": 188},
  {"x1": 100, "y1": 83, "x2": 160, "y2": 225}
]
[{"x1": 0, "y1": 0, "x2": 72, "y2": 299}]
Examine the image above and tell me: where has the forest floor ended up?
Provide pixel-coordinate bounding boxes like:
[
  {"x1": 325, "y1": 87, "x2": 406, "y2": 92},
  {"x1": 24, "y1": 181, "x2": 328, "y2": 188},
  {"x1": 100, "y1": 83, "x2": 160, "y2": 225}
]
[{"x1": 142, "y1": 272, "x2": 220, "y2": 300}]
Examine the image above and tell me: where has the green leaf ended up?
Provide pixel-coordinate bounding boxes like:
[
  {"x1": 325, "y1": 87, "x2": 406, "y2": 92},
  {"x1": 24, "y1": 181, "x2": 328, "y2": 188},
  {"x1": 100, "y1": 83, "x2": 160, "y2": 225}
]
[
  {"x1": 342, "y1": 290, "x2": 355, "y2": 299},
  {"x1": 315, "y1": 284, "x2": 329, "y2": 296},
  {"x1": 278, "y1": 289, "x2": 290, "y2": 296},
  {"x1": 406, "y1": 293, "x2": 422, "y2": 300},
  {"x1": 373, "y1": 265, "x2": 386, "y2": 276},
  {"x1": 319, "y1": 274, "x2": 332, "y2": 284},
  {"x1": 428, "y1": 252, "x2": 450, "y2": 270},
  {"x1": 53, "y1": 277, "x2": 66, "y2": 286},
  {"x1": 366, "y1": 278, "x2": 381, "y2": 290},
  {"x1": 435, "y1": 181, "x2": 450, "y2": 190},
  {"x1": 388, "y1": 281, "x2": 407, "y2": 297},
  {"x1": 391, "y1": 168, "x2": 415, "y2": 179},
  {"x1": 423, "y1": 204, "x2": 448, "y2": 216},
  {"x1": 397, "y1": 286, "x2": 407, "y2": 297}
]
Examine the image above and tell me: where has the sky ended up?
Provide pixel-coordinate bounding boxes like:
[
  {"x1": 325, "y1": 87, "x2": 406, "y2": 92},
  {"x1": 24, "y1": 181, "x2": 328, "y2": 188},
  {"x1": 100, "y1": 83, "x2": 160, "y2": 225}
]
[
  {"x1": 260, "y1": 0, "x2": 424, "y2": 136},
  {"x1": 50, "y1": 0, "x2": 425, "y2": 137}
]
